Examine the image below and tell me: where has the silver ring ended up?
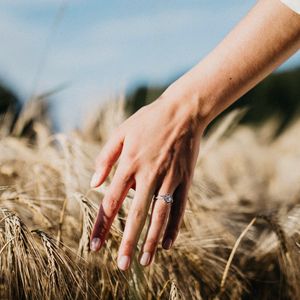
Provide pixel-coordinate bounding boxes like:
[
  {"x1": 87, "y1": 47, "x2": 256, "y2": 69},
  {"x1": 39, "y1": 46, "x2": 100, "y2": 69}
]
[{"x1": 155, "y1": 193, "x2": 174, "y2": 204}]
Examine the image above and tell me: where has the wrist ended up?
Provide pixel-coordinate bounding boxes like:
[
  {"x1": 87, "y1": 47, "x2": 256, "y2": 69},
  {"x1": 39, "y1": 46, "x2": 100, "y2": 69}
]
[
  {"x1": 159, "y1": 72, "x2": 216, "y2": 132},
  {"x1": 155, "y1": 87, "x2": 206, "y2": 138}
]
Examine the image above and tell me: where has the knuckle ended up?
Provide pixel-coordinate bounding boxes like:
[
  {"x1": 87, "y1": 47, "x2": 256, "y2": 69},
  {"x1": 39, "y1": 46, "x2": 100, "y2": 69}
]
[
  {"x1": 117, "y1": 168, "x2": 134, "y2": 184},
  {"x1": 120, "y1": 151, "x2": 138, "y2": 170},
  {"x1": 121, "y1": 239, "x2": 135, "y2": 254},
  {"x1": 155, "y1": 206, "x2": 169, "y2": 222},
  {"x1": 131, "y1": 207, "x2": 145, "y2": 221},
  {"x1": 144, "y1": 237, "x2": 158, "y2": 251},
  {"x1": 95, "y1": 151, "x2": 111, "y2": 168},
  {"x1": 103, "y1": 194, "x2": 119, "y2": 217},
  {"x1": 147, "y1": 169, "x2": 158, "y2": 183},
  {"x1": 178, "y1": 167, "x2": 189, "y2": 182},
  {"x1": 110, "y1": 125, "x2": 125, "y2": 142},
  {"x1": 122, "y1": 148, "x2": 137, "y2": 162},
  {"x1": 137, "y1": 169, "x2": 157, "y2": 186}
]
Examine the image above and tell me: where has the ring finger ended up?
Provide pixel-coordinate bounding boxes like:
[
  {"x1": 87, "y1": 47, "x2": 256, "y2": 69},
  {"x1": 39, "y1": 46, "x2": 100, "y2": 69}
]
[{"x1": 139, "y1": 171, "x2": 179, "y2": 266}]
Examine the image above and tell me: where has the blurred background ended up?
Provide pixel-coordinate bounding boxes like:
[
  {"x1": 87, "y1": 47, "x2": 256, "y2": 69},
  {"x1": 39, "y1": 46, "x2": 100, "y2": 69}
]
[{"x1": 0, "y1": 0, "x2": 299, "y2": 131}]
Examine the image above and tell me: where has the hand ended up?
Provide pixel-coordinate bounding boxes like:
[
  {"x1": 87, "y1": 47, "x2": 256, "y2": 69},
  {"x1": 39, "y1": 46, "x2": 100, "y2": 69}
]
[
  {"x1": 88, "y1": 0, "x2": 300, "y2": 271},
  {"x1": 89, "y1": 91, "x2": 204, "y2": 271}
]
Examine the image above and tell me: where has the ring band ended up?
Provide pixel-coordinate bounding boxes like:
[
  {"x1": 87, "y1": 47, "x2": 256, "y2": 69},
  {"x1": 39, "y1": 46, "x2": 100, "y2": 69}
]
[{"x1": 155, "y1": 193, "x2": 174, "y2": 204}]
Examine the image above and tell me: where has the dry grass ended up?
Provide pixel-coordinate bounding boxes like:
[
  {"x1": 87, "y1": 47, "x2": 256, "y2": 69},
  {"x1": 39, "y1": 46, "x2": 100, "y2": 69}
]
[{"x1": 0, "y1": 98, "x2": 300, "y2": 299}]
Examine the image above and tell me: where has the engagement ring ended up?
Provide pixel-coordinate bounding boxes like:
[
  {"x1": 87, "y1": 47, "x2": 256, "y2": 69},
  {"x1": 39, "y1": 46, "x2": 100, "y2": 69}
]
[{"x1": 155, "y1": 193, "x2": 174, "y2": 204}]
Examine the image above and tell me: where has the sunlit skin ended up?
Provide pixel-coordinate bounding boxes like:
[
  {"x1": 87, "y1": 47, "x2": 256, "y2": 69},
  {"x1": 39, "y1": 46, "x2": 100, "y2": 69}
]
[{"x1": 90, "y1": 0, "x2": 300, "y2": 271}]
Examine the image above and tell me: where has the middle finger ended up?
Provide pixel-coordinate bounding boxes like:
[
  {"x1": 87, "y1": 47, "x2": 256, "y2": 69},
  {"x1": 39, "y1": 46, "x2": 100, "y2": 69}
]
[
  {"x1": 139, "y1": 171, "x2": 179, "y2": 266},
  {"x1": 117, "y1": 175, "x2": 155, "y2": 270}
]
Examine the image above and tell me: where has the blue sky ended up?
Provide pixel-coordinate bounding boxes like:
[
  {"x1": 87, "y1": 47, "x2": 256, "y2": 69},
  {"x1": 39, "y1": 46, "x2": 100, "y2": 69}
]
[{"x1": 0, "y1": 0, "x2": 299, "y2": 130}]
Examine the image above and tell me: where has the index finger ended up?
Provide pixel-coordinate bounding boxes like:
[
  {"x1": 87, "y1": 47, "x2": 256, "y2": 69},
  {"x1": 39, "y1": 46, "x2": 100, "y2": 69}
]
[{"x1": 90, "y1": 165, "x2": 134, "y2": 251}]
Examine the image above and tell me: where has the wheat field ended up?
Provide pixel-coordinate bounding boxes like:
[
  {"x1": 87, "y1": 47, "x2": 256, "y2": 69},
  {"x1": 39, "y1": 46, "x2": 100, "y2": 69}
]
[{"x1": 0, "y1": 98, "x2": 300, "y2": 300}]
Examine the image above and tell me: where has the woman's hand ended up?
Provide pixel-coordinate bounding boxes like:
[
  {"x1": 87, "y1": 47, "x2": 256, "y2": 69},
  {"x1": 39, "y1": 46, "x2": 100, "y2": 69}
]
[
  {"x1": 89, "y1": 0, "x2": 300, "y2": 271},
  {"x1": 89, "y1": 90, "x2": 204, "y2": 270}
]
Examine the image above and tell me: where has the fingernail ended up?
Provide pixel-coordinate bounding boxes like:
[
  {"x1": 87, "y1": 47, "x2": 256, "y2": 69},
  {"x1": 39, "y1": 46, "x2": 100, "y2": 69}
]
[
  {"x1": 140, "y1": 252, "x2": 151, "y2": 266},
  {"x1": 90, "y1": 171, "x2": 102, "y2": 188},
  {"x1": 162, "y1": 238, "x2": 173, "y2": 250},
  {"x1": 118, "y1": 255, "x2": 130, "y2": 270},
  {"x1": 90, "y1": 238, "x2": 101, "y2": 251}
]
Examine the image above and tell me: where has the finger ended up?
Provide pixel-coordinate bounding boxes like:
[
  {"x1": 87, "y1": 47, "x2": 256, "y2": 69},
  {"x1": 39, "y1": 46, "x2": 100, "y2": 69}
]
[
  {"x1": 162, "y1": 179, "x2": 190, "y2": 250},
  {"x1": 139, "y1": 172, "x2": 178, "y2": 267},
  {"x1": 117, "y1": 178, "x2": 155, "y2": 271},
  {"x1": 90, "y1": 129, "x2": 124, "y2": 188},
  {"x1": 90, "y1": 165, "x2": 134, "y2": 252}
]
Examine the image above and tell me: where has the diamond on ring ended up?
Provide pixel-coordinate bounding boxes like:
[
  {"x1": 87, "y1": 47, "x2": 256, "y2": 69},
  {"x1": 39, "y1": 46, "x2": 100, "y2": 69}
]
[{"x1": 155, "y1": 193, "x2": 174, "y2": 204}]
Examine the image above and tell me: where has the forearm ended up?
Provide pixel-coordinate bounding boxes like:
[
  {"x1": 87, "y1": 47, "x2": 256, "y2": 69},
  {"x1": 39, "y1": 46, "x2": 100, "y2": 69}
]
[{"x1": 163, "y1": 0, "x2": 300, "y2": 129}]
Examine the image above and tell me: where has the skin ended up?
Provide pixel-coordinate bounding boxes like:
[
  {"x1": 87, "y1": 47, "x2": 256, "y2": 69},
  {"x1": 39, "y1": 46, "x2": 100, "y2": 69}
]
[{"x1": 90, "y1": 0, "x2": 300, "y2": 271}]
